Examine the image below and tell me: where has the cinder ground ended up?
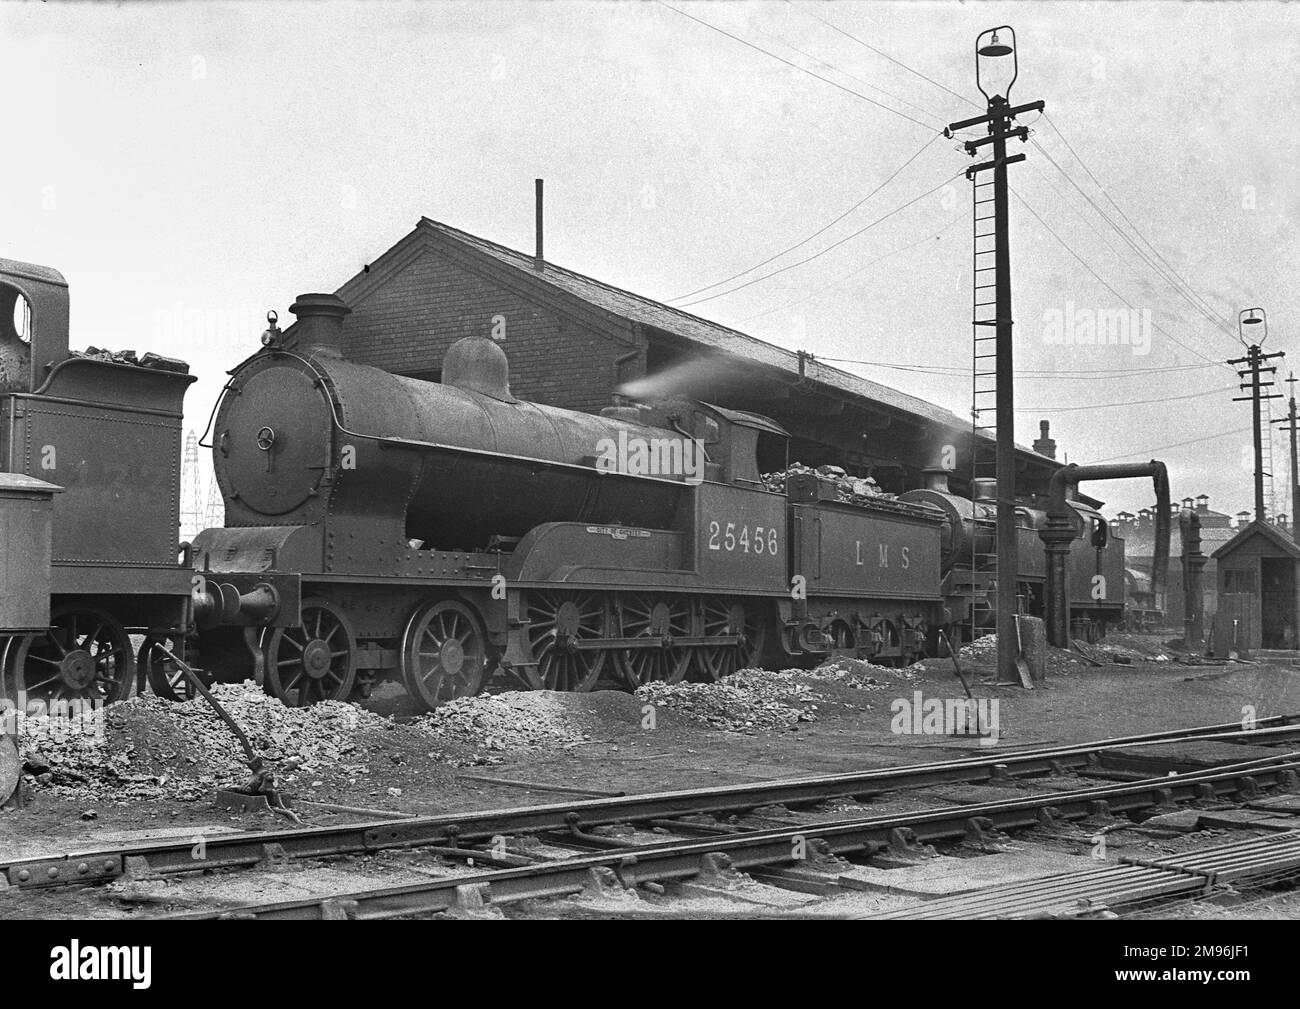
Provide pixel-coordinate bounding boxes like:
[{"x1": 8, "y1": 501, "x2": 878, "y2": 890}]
[{"x1": 2, "y1": 632, "x2": 1298, "y2": 919}]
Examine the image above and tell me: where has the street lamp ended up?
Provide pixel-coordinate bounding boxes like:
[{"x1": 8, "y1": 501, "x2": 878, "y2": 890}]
[
  {"x1": 1239, "y1": 307, "x2": 1267, "y2": 346},
  {"x1": 976, "y1": 26, "x2": 1018, "y2": 102}
]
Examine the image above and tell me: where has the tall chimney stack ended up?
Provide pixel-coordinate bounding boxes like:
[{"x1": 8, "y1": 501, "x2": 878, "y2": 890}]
[
  {"x1": 534, "y1": 178, "x2": 544, "y2": 271},
  {"x1": 1033, "y1": 418, "x2": 1056, "y2": 459}
]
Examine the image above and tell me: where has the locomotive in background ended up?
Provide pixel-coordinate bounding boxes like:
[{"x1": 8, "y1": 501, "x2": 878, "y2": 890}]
[
  {"x1": 0, "y1": 259, "x2": 1131, "y2": 713},
  {"x1": 0, "y1": 259, "x2": 194, "y2": 707}
]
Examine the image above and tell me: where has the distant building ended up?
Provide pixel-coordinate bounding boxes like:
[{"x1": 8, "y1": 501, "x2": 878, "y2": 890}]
[{"x1": 1110, "y1": 495, "x2": 1237, "y2": 627}]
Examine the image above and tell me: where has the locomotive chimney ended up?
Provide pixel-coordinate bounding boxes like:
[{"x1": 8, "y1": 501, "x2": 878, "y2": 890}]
[
  {"x1": 922, "y1": 466, "x2": 950, "y2": 493},
  {"x1": 289, "y1": 293, "x2": 351, "y2": 358},
  {"x1": 534, "y1": 178, "x2": 544, "y2": 271}
]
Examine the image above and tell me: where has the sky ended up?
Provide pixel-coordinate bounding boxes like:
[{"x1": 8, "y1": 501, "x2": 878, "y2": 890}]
[{"x1": 2, "y1": 1, "x2": 1297, "y2": 518}]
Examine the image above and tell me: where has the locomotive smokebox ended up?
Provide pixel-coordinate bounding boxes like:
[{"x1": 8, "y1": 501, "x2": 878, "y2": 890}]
[{"x1": 289, "y1": 293, "x2": 350, "y2": 357}]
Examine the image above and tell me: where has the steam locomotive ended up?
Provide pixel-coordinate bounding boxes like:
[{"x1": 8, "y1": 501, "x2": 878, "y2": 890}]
[
  {"x1": 183, "y1": 292, "x2": 1123, "y2": 709},
  {"x1": 0, "y1": 261, "x2": 1127, "y2": 712}
]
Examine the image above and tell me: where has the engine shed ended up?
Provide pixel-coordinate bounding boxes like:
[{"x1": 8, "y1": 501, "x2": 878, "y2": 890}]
[
  {"x1": 1211, "y1": 520, "x2": 1300, "y2": 652},
  {"x1": 289, "y1": 217, "x2": 1065, "y2": 501}
]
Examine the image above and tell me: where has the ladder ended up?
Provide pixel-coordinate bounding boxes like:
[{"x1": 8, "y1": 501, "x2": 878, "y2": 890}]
[
  {"x1": 970, "y1": 172, "x2": 998, "y2": 479},
  {"x1": 1264, "y1": 399, "x2": 1278, "y2": 520},
  {"x1": 968, "y1": 172, "x2": 998, "y2": 640}
]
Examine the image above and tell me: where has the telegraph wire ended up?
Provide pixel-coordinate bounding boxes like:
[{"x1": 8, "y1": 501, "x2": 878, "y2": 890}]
[
  {"x1": 1010, "y1": 186, "x2": 1236, "y2": 371},
  {"x1": 752, "y1": 22, "x2": 947, "y2": 126},
  {"x1": 1092, "y1": 427, "x2": 1252, "y2": 465},
  {"x1": 1024, "y1": 154, "x2": 1238, "y2": 359},
  {"x1": 739, "y1": 213, "x2": 963, "y2": 322},
  {"x1": 1030, "y1": 136, "x2": 1239, "y2": 344},
  {"x1": 677, "y1": 169, "x2": 967, "y2": 308},
  {"x1": 655, "y1": 2, "x2": 939, "y2": 131},
  {"x1": 1018, "y1": 385, "x2": 1238, "y2": 413},
  {"x1": 784, "y1": 5, "x2": 1241, "y2": 349},
  {"x1": 790, "y1": 2, "x2": 981, "y2": 111},
  {"x1": 1042, "y1": 112, "x2": 1237, "y2": 335},
  {"x1": 668, "y1": 132, "x2": 943, "y2": 303}
]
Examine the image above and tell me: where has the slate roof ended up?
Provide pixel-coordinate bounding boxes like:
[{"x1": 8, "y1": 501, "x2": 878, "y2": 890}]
[{"x1": 415, "y1": 218, "x2": 1052, "y2": 458}]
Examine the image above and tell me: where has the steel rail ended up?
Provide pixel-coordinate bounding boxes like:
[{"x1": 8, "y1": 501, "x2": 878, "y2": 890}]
[
  {"x1": 864, "y1": 830, "x2": 1300, "y2": 920},
  {"x1": 160, "y1": 753, "x2": 1300, "y2": 920},
  {"x1": 6, "y1": 716, "x2": 1299, "y2": 890}
]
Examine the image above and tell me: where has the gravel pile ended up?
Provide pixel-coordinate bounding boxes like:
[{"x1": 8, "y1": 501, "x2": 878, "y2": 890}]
[
  {"x1": 636, "y1": 669, "x2": 821, "y2": 733},
  {"x1": 18, "y1": 682, "x2": 398, "y2": 801},
  {"x1": 805, "y1": 657, "x2": 915, "y2": 688},
  {"x1": 1073, "y1": 633, "x2": 1173, "y2": 664},
  {"x1": 411, "y1": 691, "x2": 593, "y2": 765},
  {"x1": 761, "y1": 462, "x2": 890, "y2": 503},
  {"x1": 921, "y1": 632, "x2": 1086, "y2": 677}
]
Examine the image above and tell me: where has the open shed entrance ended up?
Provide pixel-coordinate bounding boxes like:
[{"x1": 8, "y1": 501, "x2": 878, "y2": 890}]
[{"x1": 1260, "y1": 556, "x2": 1296, "y2": 648}]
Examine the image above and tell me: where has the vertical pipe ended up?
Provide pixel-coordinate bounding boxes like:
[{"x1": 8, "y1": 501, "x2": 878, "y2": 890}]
[
  {"x1": 534, "y1": 178, "x2": 544, "y2": 271},
  {"x1": 1180, "y1": 511, "x2": 1206, "y2": 647}
]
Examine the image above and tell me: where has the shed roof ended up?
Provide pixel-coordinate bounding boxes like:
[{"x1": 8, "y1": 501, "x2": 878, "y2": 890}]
[
  {"x1": 372, "y1": 218, "x2": 1057, "y2": 463},
  {"x1": 1211, "y1": 520, "x2": 1300, "y2": 560}
]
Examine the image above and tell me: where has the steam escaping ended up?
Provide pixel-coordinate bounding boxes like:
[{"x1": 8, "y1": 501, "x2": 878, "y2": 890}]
[{"x1": 616, "y1": 351, "x2": 746, "y2": 403}]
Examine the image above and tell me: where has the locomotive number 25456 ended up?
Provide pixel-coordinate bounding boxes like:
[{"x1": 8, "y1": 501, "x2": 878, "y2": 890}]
[{"x1": 707, "y1": 521, "x2": 779, "y2": 556}]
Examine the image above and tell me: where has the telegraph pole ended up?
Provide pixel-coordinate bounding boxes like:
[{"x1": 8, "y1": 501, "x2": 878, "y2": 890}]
[
  {"x1": 946, "y1": 27, "x2": 1043, "y2": 685},
  {"x1": 1229, "y1": 309, "x2": 1283, "y2": 524},
  {"x1": 1272, "y1": 372, "x2": 1300, "y2": 535}
]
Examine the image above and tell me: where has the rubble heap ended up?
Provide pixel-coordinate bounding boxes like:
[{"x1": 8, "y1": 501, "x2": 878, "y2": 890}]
[
  {"x1": 917, "y1": 632, "x2": 1087, "y2": 678},
  {"x1": 18, "y1": 683, "x2": 397, "y2": 801},
  {"x1": 803, "y1": 656, "x2": 915, "y2": 688},
  {"x1": 636, "y1": 669, "x2": 822, "y2": 733},
  {"x1": 411, "y1": 692, "x2": 593, "y2": 765}
]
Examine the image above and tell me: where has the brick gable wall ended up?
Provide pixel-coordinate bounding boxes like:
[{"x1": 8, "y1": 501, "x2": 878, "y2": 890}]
[{"x1": 341, "y1": 250, "x2": 641, "y2": 413}]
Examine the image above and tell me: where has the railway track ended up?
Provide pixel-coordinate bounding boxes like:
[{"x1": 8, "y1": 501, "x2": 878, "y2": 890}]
[
  {"x1": 5, "y1": 715, "x2": 1299, "y2": 893},
  {"x1": 153, "y1": 749, "x2": 1300, "y2": 920},
  {"x1": 6, "y1": 715, "x2": 1300, "y2": 920}
]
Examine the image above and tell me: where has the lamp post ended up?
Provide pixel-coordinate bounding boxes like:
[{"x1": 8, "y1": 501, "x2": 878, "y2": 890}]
[
  {"x1": 946, "y1": 28, "x2": 1043, "y2": 684},
  {"x1": 1230, "y1": 308, "x2": 1283, "y2": 525}
]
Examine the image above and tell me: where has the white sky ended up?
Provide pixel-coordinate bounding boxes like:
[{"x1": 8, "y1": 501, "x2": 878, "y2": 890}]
[{"x1": 3, "y1": 1, "x2": 1297, "y2": 518}]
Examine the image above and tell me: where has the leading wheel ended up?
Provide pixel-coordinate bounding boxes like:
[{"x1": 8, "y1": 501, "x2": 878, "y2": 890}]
[
  {"x1": 613, "y1": 594, "x2": 692, "y2": 688},
  {"x1": 525, "y1": 591, "x2": 610, "y2": 692},
  {"x1": 692, "y1": 597, "x2": 765, "y2": 682},
  {"x1": 10, "y1": 605, "x2": 135, "y2": 705},
  {"x1": 400, "y1": 599, "x2": 490, "y2": 712},
  {"x1": 265, "y1": 598, "x2": 357, "y2": 706}
]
